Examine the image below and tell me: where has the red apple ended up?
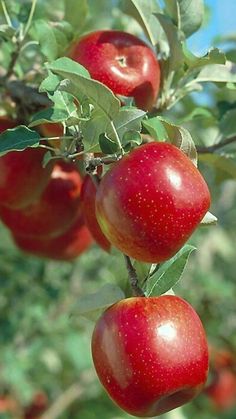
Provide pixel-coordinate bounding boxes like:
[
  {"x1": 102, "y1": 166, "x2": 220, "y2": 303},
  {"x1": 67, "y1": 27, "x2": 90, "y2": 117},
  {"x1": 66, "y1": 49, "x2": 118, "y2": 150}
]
[
  {"x1": 0, "y1": 161, "x2": 83, "y2": 238},
  {"x1": 12, "y1": 213, "x2": 93, "y2": 261},
  {"x1": 40, "y1": 122, "x2": 63, "y2": 149},
  {"x1": 0, "y1": 117, "x2": 52, "y2": 209},
  {"x1": 81, "y1": 175, "x2": 110, "y2": 252},
  {"x1": 96, "y1": 142, "x2": 210, "y2": 263},
  {"x1": 70, "y1": 30, "x2": 160, "y2": 111},
  {"x1": 24, "y1": 392, "x2": 48, "y2": 419},
  {"x1": 92, "y1": 295, "x2": 209, "y2": 417},
  {"x1": 205, "y1": 368, "x2": 236, "y2": 411}
]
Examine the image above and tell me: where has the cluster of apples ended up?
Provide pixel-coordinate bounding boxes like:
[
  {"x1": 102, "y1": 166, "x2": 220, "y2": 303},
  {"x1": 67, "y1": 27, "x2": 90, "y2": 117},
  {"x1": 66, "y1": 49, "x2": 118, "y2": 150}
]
[
  {"x1": 0, "y1": 118, "x2": 96, "y2": 261},
  {"x1": 0, "y1": 30, "x2": 212, "y2": 417},
  {"x1": 70, "y1": 31, "x2": 211, "y2": 416}
]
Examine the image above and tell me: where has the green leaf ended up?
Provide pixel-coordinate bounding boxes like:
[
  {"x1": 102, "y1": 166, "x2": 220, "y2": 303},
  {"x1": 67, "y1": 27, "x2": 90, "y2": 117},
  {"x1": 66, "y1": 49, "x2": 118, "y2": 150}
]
[
  {"x1": 30, "y1": 20, "x2": 73, "y2": 60},
  {"x1": 155, "y1": 13, "x2": 184, "y2": 71},
  {"x1": 122, "y1": 130, "x2": 142, "y2": 151},
  {"x1": 143, "y1": 116, "x2": 197, "y2": 166},
  {"x1": 0, "y1": 126, "x2": 40, "y2": 155},
  {"x1": 176, "y1": 107, "x2": 214, "y2": 123},
  {"x1": 48, "y1": 58, "x2": 120, "y2": 120},
  {"x1": 121, "y1": 0, "x2": 162, "y2": 46},
  {"x1": 64, "y1": 0, "x2": 88, "y2": 33},
  {"x1": 199, "y1": 153, "x2": 236, "y2": 182},
  {"x1": 145, "y1": 245, "x2": 196, "y2": 296},
  {"x1": 81, "y1": 109, "x2": 109, "y2": 152},
  {"x1": 31, "y1": 20, "x2": 59, "y2": 60},
  {"x1": 183, "y1": 45, "x2": 226, "y2": 69},
  {"x1": 39, "y1": 71, "x2": 61, "y2": 93},
  {"x1": 99, "y1": 133, "x2": 119, "y2": 154},
  {"x1": 111, "y1": 107, "x2": 146, "y2": 139},
  {"x1": 164, "y1": 0, "x2": 204, "y2": 38},
  {"x1": 219, "y1": 109, "x2": 236, "y2": 139},
  {"x1": 71, "y1": 284, "x2": 125, "y2": 321},
  {"x1": 196, "y1": 62, "x2": 236, "y2": 84},
  {"x1": 29, "y1": 107, "x2": 69, "y2": 127}
]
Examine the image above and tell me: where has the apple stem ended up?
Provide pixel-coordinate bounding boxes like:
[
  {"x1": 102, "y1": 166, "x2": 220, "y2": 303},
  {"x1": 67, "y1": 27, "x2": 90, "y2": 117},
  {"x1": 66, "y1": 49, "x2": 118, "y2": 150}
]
[{"x1": 124, "y1": 255, "x2": 145, "y2": 297}]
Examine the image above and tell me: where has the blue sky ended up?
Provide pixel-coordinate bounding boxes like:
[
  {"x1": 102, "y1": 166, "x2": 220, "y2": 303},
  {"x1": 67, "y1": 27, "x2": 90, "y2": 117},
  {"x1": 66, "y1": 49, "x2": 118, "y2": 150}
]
[{"x1": 189, "y1": 0, "x2": 236, "y2": 54}]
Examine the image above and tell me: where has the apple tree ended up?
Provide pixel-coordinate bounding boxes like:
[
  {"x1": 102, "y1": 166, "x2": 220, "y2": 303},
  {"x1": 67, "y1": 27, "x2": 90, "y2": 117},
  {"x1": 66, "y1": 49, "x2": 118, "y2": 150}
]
[{"x1": 0, "y1": 0, "x2": 236, "y2": 418}]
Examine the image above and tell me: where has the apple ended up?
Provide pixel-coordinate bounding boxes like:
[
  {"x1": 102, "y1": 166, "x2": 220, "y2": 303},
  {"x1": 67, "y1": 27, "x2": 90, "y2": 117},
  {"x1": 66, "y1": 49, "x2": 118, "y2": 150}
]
[
  {"x1": 92, "y1": 295, "x2": 209, "y2": 417},
  {"x1": 24, "y1": 392, "x2": 48, "y2": 419},
  {"x1": 81, "y1": 175, "x2": 110, "y2": 252},
  {"x1": 12, "y1": 213, "x2": 93, "y2": 261},
  {"x1": 40, "y1": 122, "x2": 63, "y2": 149},
  {"x1": 70, "y1": 30, "x2": 160, "y2": 111},
  {"x1": 204, "y1": 347, "x2": 236, "y2": 411},
  {"x1": 205, "y1": 368, "x2": 236, "y2": 411},
  {"x1": 0, "y1": 117, "x2": 52, "y2": 209},
  {"x1": 96, "y1": 142, "x2": 211, "y2": 263},
  {"x1": 0, "y1": 161, "x2": 83, "y2": 238}
]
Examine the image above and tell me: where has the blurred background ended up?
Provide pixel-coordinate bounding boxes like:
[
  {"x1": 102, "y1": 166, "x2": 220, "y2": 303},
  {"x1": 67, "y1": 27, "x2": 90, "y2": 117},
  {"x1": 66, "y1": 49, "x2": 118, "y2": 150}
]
[{"x1": 0, "y1": 0, "x2": 236, "y2": 418}]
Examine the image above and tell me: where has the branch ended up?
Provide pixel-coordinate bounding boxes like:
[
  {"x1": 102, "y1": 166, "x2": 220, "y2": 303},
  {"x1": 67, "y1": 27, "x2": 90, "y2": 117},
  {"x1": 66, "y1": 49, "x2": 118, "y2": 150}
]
[
  {"x1": 124, "y1": 255, "x2": 145, "y2": 297},
  {"x1": 196, "y1": 136, "x2": 236, "y2": 154},
  {"x1": 40, "y1": 372, "x2": 94, "y2": 419}
]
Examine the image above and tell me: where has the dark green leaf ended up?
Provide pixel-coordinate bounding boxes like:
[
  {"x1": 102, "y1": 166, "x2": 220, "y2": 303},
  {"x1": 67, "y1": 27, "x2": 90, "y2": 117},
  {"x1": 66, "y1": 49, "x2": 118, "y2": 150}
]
[
  {"x1": 99, "y1": 133, "x2": 119, "y2": 154},
  {"x1": 0, "y1": 126, "x2": 40, "y2": 155},
  {"x1": 122, "y1": 130, "x2": 142, "y2": 151},
  {"x1": 145, "y1": 245, "x2": 196, "y2": 296}
]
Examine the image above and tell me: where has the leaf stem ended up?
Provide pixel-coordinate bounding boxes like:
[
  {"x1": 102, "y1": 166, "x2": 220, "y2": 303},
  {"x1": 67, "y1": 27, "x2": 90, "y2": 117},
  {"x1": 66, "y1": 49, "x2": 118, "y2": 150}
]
[
  {"x1": 110, "y1": 120, "x2": 124, "y2": 154},
  {"x1": 1, "y1": 0, "x2": 12, "y2": 27},
  {"x1": 23, "y1": 0, "x2": 37, "y2": 39},
  {"x1": 124, "y1": 255, "x2": 145, "y2": 297}
]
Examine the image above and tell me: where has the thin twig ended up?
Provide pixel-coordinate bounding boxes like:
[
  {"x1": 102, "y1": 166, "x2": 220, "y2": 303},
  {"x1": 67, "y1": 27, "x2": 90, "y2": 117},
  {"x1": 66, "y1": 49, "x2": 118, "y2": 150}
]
[
  {"x1": 124, "y1": 255, "x2": 145, "y2": 297},
  {"x1": 1, "y1": 0, "x2": 12, "y2": 27},
  {"x1": 23, "y1": 0, "x2": 37, "y2": 39},
  {"x1": 40, "y1": 372, "x2": 93, "y2": 419},
  {"x1": 196, "y1": 136, "x2": 236, "y2": 154}
]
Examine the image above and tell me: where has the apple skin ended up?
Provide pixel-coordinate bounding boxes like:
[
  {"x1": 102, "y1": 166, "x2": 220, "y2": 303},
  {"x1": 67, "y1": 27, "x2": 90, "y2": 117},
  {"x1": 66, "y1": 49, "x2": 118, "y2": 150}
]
[
  {"x1": 12, "y1": 213, "x2": 93, "y2": 261},
  {"x1": 70, "y1": 30, "x2": 160, "y2": 111},
  {"x1": 96, "y1": 142, "x2": 211, "y2": 263},
  {"x1": 0, "y1": 117, "x2": 52, "y2": 209},
  {"x1": 81, "y1": 175, "x2": 110, "y2": 252},
  {"x1": 0, "y1": 161, "x2": 83, "y2": 238},
  {"x1": 40, "y1": 122, "x2": 63, "y2": 149},
  {"x1": 92, "y1": 295, "x2": 209, "y2": 417}
]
